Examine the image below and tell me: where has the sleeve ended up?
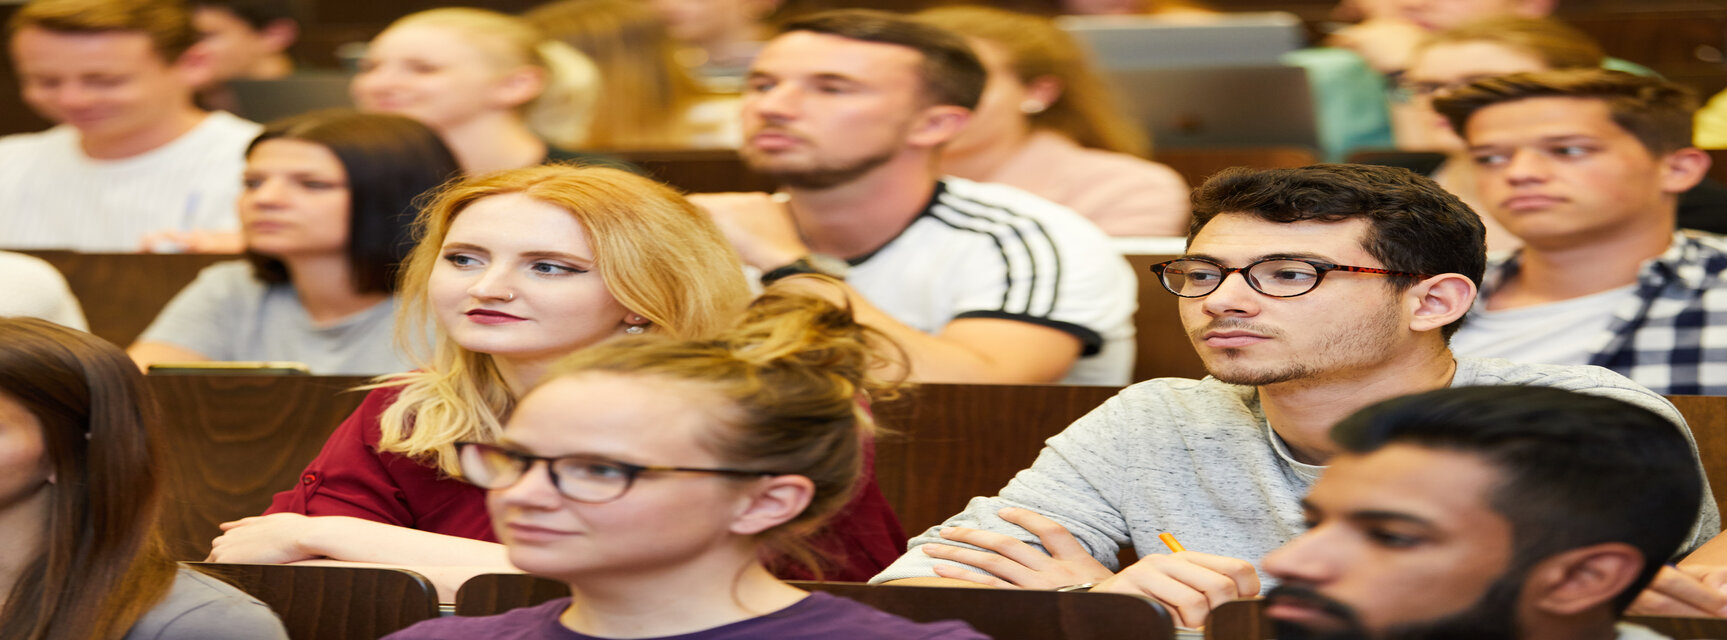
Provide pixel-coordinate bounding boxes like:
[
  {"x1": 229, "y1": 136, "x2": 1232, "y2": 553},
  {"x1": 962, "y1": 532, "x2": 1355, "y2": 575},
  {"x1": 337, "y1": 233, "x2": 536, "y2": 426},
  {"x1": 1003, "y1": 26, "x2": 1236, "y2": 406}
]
[
  {"x1": 0, "y1": 252, "x2": 86, "y2": 330},
  {"x1": 782, "y1": 435, "x2": 907, "y2": 582},
  {"x1": 263, "y1": 387, "x2": 419, "y2": 527},
  {"x1": 135, "y1": 262, "x2": 251, "y2": 357},
  {"x1": 870, "y1": 396, "x2": 1136, "y2": 583},
  {"x1": 1067, "y1": 157, "x2": 1192, "y2": 238},
  {"x1": 1279, "y1": 47, "x2": 1394, "y2": 162}
]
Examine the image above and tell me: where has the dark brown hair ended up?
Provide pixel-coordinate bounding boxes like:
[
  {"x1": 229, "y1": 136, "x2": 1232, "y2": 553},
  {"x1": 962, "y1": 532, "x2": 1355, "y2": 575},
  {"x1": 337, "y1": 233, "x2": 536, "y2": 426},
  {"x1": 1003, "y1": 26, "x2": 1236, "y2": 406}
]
[
  {"x1": 1433, "y1": 68, "x2": 1698, "y2": 155},
  {"x1": 0, "y1": 318, "x2": 177, "y2": 640},
  {"x1": 779, "y1": 9, "x2": 984, "y2": 110},
  {"x1": 1418, "y1": 16, "x2": 1603, "y2": 70},
  {"x1": 11, "y1": 0, "x2": 199, "y2": 62}
]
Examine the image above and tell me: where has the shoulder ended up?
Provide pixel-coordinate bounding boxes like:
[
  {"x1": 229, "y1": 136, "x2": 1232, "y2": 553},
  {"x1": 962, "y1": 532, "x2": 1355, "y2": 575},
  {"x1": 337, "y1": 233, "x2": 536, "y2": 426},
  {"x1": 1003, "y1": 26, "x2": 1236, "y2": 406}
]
[
  {"x1": 182, "y1": 260, "x2": 270, "y2": 297},
  {"x1": 928, "y1": 178, "x2": 1121, "y2": 248},
  {"x1": 382, "y1": 598, "x2": 569, "y2": 640},
  {"x1": 1064, "y1": 377, "x2": 1259, "y2": 440},
  {"x1": 0, "y1": 250, "x2": 67, "y2": 283},
  {"x1": 126, "y1": 567, "x2": 287, "y2": 640},
  {"x1": 1453, "y1": 357, "x2": 1679, "y2": 419},
  {"x1": 200, "y1": 112, "x2": 266, "y2": 140}
]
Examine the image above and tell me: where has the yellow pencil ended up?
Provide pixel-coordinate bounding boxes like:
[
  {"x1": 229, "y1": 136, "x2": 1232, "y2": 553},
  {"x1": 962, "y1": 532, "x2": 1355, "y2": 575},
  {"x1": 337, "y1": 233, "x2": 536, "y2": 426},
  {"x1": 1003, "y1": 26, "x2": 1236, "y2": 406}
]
[{"x1": 1159, "y1": 532, "x2": 1186, "y2": 553}]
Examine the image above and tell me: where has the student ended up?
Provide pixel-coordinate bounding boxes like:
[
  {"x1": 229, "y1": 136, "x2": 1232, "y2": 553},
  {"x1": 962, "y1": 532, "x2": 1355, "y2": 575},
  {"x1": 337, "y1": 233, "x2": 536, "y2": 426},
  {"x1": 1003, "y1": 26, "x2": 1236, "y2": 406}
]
[
  {"x1": 915, "y1": 6, "x2": 1190, "y2": 237},
  {"x1": 0, "y1": 317, "x2": 287, "y2": 639},
  {"x1": 0, "y1": 251, "x2": 86, "y2": 330},
  {"x1": 190, "y1": 0, "x2": 297, "y2": 112},
  {"x1": 1434, "y1": 70, "x2": 1727, "y2": 395},
  {"x1": 646, "y1": 0, "x2": 781, "y2": 89},
  {"x1": 128, "y1": 110, "x2": 460, "y2": 375},
  {"x1": 691, "y1": 9, "x2": 1137, "y2": 385},
  {"x1": 350, "y1": 8, "x2": 605, "y2": 174},
  {"x1": 1265, "y1": 386, "x2": 1700, "y2": 640},
  {"x1": 870, "y1": 163, "x2": 1718, "y2": 629},
  {"x1": 383, "y1": 290, "x2": 983, "y2": 640},
  {"x1": 0, "y1": 0, "x2": 262, "y2": 252},
  {"x1": 525, "y1": 0, "x2": 740, "y2": 150},
  {"x1": 206, "y1": 165, "x2": 905, "y2": 595}
]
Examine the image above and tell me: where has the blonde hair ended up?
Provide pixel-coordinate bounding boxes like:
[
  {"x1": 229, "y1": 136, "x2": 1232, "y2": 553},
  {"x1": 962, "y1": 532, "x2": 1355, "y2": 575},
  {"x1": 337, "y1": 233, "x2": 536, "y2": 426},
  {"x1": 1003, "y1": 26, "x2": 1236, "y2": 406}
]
[
  {"x1": 382, "y1": 8, "x2": 601, "y2": 147},
  {"x1": 526, "y1": 0, "x2": 724, "y2": 149},
  {"x1": 916, "y1": 5, "x2": 1150, "y2": 157},
  {"x1": 377, "y1": 164, "x2": 751, "y2": 475},
  {"x1": 545, "y1": 285, "x2": 906, "y2": 576},
  {"x1": 11, "y1": 0, "x2": 199, "y2": 62},
  {"x1": 1416, "y1": 16, "x2": 1605, "y2": 71}
]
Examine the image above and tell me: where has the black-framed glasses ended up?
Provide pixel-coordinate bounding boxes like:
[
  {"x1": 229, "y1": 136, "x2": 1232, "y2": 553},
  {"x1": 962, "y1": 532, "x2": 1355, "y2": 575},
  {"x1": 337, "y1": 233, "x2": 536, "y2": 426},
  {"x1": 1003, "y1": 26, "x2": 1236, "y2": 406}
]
[
  {"x1": 455, "y1": 441, "x2": 781, "y2": 503},
  {"x1": 1148, "y1": 258, "x2": 1429, "y2": 299}
]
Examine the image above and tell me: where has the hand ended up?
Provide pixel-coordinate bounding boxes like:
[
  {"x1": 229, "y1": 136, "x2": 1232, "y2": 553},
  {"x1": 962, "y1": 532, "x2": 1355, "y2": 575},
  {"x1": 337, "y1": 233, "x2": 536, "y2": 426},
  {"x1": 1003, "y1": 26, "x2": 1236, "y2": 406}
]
[
  {"x1": 919, "y1": 507, "x2": 1115, "y2": 589},
  {"x1": 207, "y1": 513, "x2": 321, "y2": 564},
  {"x1": 140, "y1": 229, "x2": 244, "y2": 254},
  {"x1": 686, "y1": 192, "x2": 807, "y2": 269},
  {"x1": 1093, "y1": 551, "x2": 1261, "y2": 629},
  {"x1": 1629, "y1": 565, "x2": 1727, "y2": 617}
]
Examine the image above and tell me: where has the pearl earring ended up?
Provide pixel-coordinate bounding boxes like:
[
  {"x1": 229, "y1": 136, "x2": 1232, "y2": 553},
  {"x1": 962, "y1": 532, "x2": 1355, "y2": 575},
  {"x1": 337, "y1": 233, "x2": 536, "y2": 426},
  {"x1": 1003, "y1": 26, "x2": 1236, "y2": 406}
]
[
  {"x1": 1019, "y1": 100, "x2": 1047, "y2": 114},
  {"x1": 625, "y1": 325, "x2": 645, "y2": 335}
]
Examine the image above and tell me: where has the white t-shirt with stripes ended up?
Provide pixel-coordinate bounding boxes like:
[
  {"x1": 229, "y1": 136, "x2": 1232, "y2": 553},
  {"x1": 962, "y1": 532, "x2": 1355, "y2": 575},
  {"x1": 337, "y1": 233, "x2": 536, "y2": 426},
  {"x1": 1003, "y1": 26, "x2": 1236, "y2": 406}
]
[
  {"x1": 847, "y1": 177, "x2": 1138, "y2": 385},
  {"x1": 0, "y1": 111, "x2": 261, "y2": 251}
]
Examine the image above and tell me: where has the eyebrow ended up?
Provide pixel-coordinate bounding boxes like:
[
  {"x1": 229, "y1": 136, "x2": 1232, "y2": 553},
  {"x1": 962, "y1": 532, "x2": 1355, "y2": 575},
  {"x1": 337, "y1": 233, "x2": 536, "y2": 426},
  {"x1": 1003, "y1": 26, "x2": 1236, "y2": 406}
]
[
  {"x1": 1299, "y1": 499, "x2": 1440, "y2": 530},
  {"x1": 440, "y1": 243, "x2": 594, "y2": 264},
  {"x1": 1470, "y1": 134, "x2": 1601, "y2": 151},
  {"x1": 1180, "y1": 251, "x2": 1342, "y2": 265}
]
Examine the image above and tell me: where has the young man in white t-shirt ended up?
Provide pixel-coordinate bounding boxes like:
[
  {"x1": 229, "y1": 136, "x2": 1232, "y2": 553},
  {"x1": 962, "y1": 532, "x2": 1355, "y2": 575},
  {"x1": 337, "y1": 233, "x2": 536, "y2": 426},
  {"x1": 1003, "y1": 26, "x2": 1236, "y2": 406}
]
[
  {"x1": 0, "y1": 0, "x2": 262, "y2": 252},
  {"x1": 1435, "y1": 69, "x2": 1727, "y2": 396}
]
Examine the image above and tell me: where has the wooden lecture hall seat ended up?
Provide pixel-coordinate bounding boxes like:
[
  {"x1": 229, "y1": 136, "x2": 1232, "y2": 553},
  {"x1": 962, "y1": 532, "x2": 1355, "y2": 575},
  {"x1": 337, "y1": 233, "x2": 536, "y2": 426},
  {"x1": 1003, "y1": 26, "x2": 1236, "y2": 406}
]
[{"x1": 188, "y1": 562, "x2": 438, "y2": 640}]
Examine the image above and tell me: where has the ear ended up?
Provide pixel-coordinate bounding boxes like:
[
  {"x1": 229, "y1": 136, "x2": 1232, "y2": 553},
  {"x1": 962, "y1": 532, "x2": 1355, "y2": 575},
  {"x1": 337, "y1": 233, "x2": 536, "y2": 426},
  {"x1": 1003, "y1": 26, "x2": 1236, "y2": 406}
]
[
  {"x1": 1658, "y1": 147, "x2": 1710, "y2": 195},
  {"x1": 1514, "y1": 0, "x2": 1558, "y2": 18},
  {"x1": 259, "y1": 19, "x2": 299, "y2": 54},
  {"x1": 490, "y1": 65, "x2": 547, "y2": 110},
  {"x1": 1023, "y1": 75, "x2": 1064, "y2": 113},
  {"x1": 1404, "y1": 273, "x2": 1476, "y2": 333},
  {"x1": 906, "y1": 104, "x2": 972, "y2": 149},
  {"x1": 172, "y1": 41, "x2": 218, "y2": 90},
  {"x1": 1523, "y1": 543, "x2": 1644, "y2": 616},
  {"x1": 729, "y1": 474, "x2": 814, "y2": 536}
]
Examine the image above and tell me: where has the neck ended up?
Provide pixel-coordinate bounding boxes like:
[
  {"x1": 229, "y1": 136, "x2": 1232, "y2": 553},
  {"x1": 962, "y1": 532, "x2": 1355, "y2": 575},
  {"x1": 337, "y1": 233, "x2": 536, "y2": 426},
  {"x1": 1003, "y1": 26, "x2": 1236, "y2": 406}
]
[
  {"x1": 1487, "y1": 221, "x2": 1673, "y2": 310},
  {"x1": 0, "y1": 485, "x2": 51, "y2": 609},
  {"x1": 493, "y1": 356, "x2": 551, "y2": 398},
  {"x1": 81, "y1": 107, "x2": 206, "y2": 160},
  {"x1": 282, "y1": 254, "x2": 388, "y2": 325},
  {"x1": 437, "y1": 114, "x2": 547, "y2": 174},
  {"x1": 784, "y1": 155, "x2": 939, "y2": 260},
  {"x1": 940, "y1": 124, "x2": 1034, "y2": 180},
  {"x1": 1260, "y1": 344, "x2": 1458, "y2": 465},
  {"x1": 559, "y1": 556, "x2": 805, "y2": 638},
  {"x1": 1522, "y1": 611, "x2": 1622, "y2": 640}
]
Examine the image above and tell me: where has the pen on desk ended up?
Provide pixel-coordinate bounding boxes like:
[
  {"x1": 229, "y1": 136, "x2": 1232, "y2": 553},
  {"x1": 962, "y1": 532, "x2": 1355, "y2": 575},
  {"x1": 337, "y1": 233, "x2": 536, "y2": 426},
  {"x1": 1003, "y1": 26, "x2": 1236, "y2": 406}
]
[{"x1": 1159, "y1": 532, "x2": 1186, "y2": 554}]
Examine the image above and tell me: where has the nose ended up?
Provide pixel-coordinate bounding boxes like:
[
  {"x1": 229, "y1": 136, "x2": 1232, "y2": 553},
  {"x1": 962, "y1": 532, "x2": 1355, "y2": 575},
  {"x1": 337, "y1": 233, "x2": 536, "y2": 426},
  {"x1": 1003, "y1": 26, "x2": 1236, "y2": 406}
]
[
  {"x1": 1262, "y1": 526, "x2": 1339, "y2": 585},
  {"x1": 746, "y1": 81, "x2": 801, "y2": 122},
  {"x1": 494, "y1": 459, "x2": 563, "y2": 509},
  {"x1": 466, "y1": 263, "x2": 515, "y2": 302},
  {"x1": 1198, "y1": 269, "x2": 1263, "y2": 318},
  {"x1": 50, "y1": 82, "x2": 97, "y2": 112},
  {"x1": 246, "y1": 177, "x2": 290, "y2": 207},
  {"x1": 1501, "y1": 148, "x2": 1552, "y2": 184},
  {"x1": 350, "y1": 66, "x2": 397, "y2": 105}
]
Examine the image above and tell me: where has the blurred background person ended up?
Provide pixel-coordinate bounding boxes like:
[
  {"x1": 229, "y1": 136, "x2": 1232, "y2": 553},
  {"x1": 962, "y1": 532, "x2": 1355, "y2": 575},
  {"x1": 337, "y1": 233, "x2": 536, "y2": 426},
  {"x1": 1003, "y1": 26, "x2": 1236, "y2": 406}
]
[
  {"x1": 917, "y1": 6, "x2": 1189, "y2": 237},
  {"x1": 350, "y1": 8, "x2": 605, "y2": 173},
  {"x1": 0, "y1": 317, "x2": 287, "y2": 639},
  {"x1": 129, "y1": 110, "x2": 460, "y2": 375},
  {"x1": 526, "y1": 0, "x2": 739, "y2": 149},
  {"x1": 0, "y1": 252, "x2": 86, "y2": 330},
  {"x1": 191, "y1": 0, "x2": 298, "y2": 112},
  {"x1": 646, "y1": 0, "x2": 782, "y2": 90}
]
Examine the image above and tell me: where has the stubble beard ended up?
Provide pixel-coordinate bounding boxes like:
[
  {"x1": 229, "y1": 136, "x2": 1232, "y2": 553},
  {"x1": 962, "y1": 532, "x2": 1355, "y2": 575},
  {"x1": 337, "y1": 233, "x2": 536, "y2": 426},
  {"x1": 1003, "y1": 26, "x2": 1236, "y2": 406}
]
[
  {"x1": 739, "y1": 141, "x2": 900, "y2": 190},
  {"x1": 1195, "y1": 299, "x2": 1404, "y2": 387}
]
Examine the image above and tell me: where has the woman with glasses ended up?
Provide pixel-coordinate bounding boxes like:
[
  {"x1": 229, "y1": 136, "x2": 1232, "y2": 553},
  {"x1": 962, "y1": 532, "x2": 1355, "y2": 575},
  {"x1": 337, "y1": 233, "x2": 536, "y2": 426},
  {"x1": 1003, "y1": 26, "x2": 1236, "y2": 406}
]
[
  {"x1": 206, "y1": 165, "x2": 906, "y2": 596},
  {"x1": 0, "y1": 318, "x2": 287, "y2": 639},
  {"x1": 384, "y1": 290, "x2": 983, "y2": 639}
]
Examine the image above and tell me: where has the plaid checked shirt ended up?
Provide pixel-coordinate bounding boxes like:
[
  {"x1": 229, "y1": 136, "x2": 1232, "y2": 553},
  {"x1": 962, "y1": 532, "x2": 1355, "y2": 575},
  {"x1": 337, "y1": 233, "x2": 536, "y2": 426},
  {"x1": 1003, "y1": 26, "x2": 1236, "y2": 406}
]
[{"x1": 1479, "y1": 231, "x2": 1727, "y2": 395}]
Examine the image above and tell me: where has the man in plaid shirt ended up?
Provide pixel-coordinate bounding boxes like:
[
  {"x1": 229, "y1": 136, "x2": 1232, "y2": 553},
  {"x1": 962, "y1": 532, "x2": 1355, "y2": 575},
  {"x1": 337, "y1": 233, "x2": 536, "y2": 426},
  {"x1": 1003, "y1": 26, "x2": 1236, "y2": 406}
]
[{"x1": 1436, "y1": 68, "x2": 1727, "y2": 396}]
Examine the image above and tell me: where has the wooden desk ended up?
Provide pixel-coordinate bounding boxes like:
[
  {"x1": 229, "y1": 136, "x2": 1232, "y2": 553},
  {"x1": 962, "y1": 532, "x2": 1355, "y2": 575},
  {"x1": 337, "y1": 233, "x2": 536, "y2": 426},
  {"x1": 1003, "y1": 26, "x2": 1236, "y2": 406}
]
[
  {"x1": 17, "y1": 250, "x2": 233, "y2": 348},
  {"x1": 191, "y1": 562, "x2": 438, "y2": 640}
]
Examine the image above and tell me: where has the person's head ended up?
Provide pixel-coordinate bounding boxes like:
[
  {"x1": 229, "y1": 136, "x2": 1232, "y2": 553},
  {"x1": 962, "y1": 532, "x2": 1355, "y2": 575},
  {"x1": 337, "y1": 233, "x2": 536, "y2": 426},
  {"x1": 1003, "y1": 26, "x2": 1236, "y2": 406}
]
[
  {"x1": 1391, "y1": 0, "x2": 1557, "y2": 32},
  {"x1": 190, "y1": 0, "x2": 296, "y2": 84},
  {"x1": 1398, "y1": 16, "x2": 1603, "y2": 150},
  {"x1": 469, "y1": 287, "x2": 900, "y2": 583},
  {"x1": 1433, "y1": 69, "x2": 1708, "y2": 250},
  {"x1": 350, "y1": 8, "x2": 599, "y2": 146},
  {"x1": 0, "y1": 317, "x2": 176, "y2": 640},
  {"x1": 738, "y1": 9, "x2": 984, "y2": 189},
  {"x1": 1167, "y1": 164, "x2": 1484, "y2": 385},
  {"x1": 8, "y1": 0, "x2": 210, "y2": 145},
  {"x1": 240, "y1": 109, "x2": 460, "y2": 295},
  {"x1": 645, "y1": 0, "x2": 781, "y2": 51},
  {"x1": 1262, "y1": 386, "x2": 1702, "y2": 639},
  {"x1": 524, "y1": 0, "x2": 710, "y2": 149},
  {"x1": 914, "y1": 6, "x2": 1149, "y2": 158}
]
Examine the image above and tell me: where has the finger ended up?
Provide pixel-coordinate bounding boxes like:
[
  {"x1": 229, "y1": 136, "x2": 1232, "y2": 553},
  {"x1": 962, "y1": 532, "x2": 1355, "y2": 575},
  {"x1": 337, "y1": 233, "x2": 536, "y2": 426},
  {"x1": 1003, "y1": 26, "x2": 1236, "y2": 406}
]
[
  {"x1": 1642, "y1": 566, "x2": 1727, "y2": 616},
  {"x1": 1629, "y1": 587, "x2": 1718, "y2": 618},
  {"x1": 1103, "y1": 562, "x2": 1215, "y2": 628},
  {"x1": 997, "y1": 508, "x2": 1092, "y2": 559},
  {"x1": 1178, "y1": 551, "x2": 1263, "y2": 597},
  {"x1": 932, "y1": 562, "x2": 1015, "y2": 588},
  {"x1": 938, "y1": 527, "x2": 1053, "y2": 569},
  {"x1": 922, "y1": 543, "x2": 1049, "y2": 587}
]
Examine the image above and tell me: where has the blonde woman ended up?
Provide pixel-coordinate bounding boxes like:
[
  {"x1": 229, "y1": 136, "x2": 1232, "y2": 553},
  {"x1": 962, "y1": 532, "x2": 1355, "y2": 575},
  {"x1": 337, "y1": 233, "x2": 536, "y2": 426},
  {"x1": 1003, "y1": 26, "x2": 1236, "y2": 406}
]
[
  {"x1": 350, "y1": 8, "x2": 611, "y2": 173},
  {"x1": 917, "y1": 6, "x2": 1190, "y2": 237},
  {"x1": 207, "y1": 165, "x2": 906, "y2": 593},
  {"x1": 526, "y1": 0, "x2": 740, "y2": 149}
]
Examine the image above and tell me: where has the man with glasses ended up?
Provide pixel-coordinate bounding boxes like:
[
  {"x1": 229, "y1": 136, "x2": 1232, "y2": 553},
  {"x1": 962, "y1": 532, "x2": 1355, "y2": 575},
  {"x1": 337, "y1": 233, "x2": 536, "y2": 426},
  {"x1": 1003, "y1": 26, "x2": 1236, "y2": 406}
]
[{"x1": 871, "y1": 163, "x2": 1719, "y2": 629}]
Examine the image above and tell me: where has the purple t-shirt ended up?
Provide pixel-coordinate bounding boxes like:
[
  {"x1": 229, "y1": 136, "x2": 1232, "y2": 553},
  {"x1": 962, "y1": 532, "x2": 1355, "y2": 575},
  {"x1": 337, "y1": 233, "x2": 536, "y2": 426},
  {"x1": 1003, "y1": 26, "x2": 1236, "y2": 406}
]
[{"x1": 383, "y1": 592, "x2": 988, "y2": 640}]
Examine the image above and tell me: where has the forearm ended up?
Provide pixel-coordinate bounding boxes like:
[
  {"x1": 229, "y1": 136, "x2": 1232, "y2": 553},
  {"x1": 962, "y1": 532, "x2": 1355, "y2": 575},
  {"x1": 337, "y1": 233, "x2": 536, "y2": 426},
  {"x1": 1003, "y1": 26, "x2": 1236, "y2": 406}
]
[
  {"x1": 300, "y1": 516, "x2": 513, "y2": 568},
  {"x1": 880, "y1": 577, "x2": 994, "y2": 588}
]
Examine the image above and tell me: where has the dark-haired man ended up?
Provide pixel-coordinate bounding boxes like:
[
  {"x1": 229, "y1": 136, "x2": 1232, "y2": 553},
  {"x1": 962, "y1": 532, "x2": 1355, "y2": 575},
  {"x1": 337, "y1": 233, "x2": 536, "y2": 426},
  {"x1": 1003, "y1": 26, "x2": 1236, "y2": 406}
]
[
  {"x1": 192, "y1": 0, "x2": 298, "y2": 112},
  {"x1": 689, "y1": 9, "x2": 1136, "y2": 385},
  {"x1": 871, "y1": 163, "x2": 1718, "y2": 629},
  {"x1": 0, "y1": 0, "x2": 260, "y2": 252},
  {"x1": 1435, "y1": 70, "x2": 1725, "y2": 396},
  {"x1": 1265, "y1": 386, "x2": 1698, "y2": 640}
]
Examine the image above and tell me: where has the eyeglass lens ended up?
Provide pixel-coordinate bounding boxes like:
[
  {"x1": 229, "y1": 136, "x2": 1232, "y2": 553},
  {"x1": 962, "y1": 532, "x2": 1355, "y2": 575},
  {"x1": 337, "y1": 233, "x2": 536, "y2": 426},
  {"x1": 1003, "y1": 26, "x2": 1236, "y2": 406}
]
[
  {"x1": 1160, "y1": 259, "x2": 1323, "y2": 298},
  {"x1": 457, "y1": 443, "x2": 635, "y2": 503}
]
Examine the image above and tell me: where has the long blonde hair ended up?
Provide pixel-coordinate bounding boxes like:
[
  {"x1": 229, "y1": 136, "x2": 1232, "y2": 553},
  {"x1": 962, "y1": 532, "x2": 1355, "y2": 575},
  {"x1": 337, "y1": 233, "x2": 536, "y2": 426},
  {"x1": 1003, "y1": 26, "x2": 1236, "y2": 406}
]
[
  {"x1": 526, "y1": 0, "x2": 724, "y2": 149},
  {"x1": 378, "y1": 164, "x2": 751, "y2": 475},
  {"x1": 916, "y1": 6, "x2": 1151, "y2": 157},
  {"x1": 381, "y1": 8, "x2": 601, "y2": 148}
]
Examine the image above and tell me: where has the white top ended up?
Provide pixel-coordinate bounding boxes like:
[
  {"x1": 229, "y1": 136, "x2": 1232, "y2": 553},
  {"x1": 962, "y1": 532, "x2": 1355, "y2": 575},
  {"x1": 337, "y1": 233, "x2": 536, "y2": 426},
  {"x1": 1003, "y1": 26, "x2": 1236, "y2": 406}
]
[
  {"x1": 1451, "y1": 284, "x2": 1638, "y2": 365},
  {"x1": 0, "y1": 250, "x2": 86, "y2": 330},
  {"x1": 0, "y1": 111, "x2": 262, "y2": 251},
  {"x1": 849, "y1": 177, "x2": 1138, "y2": 386}
]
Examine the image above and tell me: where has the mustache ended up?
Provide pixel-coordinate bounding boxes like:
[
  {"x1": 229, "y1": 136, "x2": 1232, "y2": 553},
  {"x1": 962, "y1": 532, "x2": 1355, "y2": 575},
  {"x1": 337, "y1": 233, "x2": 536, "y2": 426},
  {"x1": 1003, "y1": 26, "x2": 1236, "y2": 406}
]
[
  {"x1": 1187, "y1": 318, "x2": 1283, "y2": 341},
  {"x1": 1265, "y1": 583, "x2": 1367, "y2": 640}
]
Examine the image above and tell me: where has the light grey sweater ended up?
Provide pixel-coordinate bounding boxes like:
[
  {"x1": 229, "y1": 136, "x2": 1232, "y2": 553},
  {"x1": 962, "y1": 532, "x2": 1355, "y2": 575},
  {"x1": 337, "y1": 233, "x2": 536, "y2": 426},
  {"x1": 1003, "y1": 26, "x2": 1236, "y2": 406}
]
[{"x1": 871, "y1": 357, "x2": 1721, "y2": 589}]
